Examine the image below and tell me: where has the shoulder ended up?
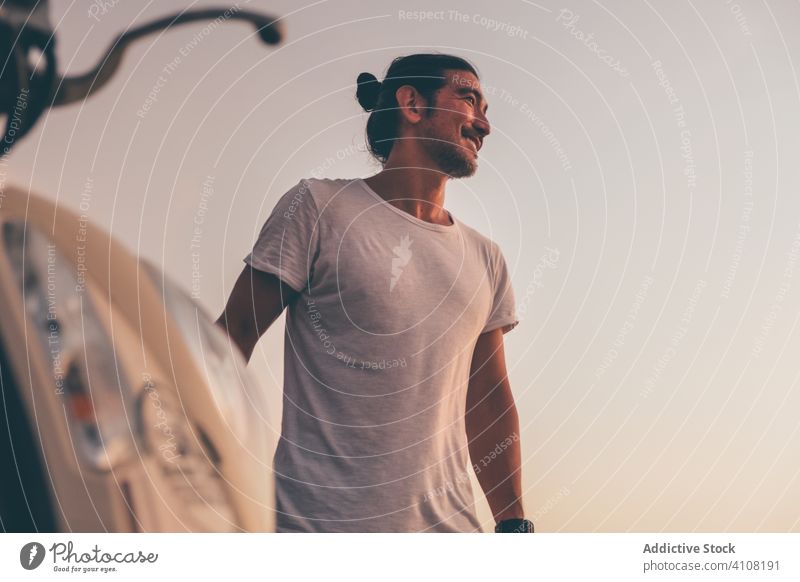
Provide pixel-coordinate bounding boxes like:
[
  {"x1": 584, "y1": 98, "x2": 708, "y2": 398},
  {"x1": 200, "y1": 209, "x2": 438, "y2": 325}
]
[
  {"x1": 285, "y1": 178, "x2": 366, "y2": 220},
  {"x1": 297, "y1": 177, "x2": 361, "y2": 204},
  {"x1": 456, "y1": 218, "x2": 503, "y2": 261}
]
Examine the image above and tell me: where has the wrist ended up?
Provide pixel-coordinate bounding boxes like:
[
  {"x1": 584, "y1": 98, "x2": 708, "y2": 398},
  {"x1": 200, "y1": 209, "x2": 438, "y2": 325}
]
[{"x1": 493, "y1": 503, "x2": 525, "y2": 523}]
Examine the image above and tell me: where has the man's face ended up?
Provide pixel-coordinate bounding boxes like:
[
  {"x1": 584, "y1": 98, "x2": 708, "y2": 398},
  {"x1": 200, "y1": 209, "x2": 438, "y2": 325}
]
[{"x1": 417, "y1": 70, "x2": 491, "y2": 178}]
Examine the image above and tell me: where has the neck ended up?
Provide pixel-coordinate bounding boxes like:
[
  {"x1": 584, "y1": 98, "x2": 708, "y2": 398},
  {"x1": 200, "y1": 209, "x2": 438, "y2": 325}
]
[{"x1": 363, "y1": 150, "x2": 451, "y2": 226}]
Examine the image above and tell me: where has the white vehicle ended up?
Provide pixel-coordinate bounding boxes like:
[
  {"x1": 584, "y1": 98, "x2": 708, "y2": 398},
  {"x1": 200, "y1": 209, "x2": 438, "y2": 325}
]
[
  {"x1": 0, "y1": 1, "x2": 284, "y2": 533},
  {"x1": 0, "y1": 185, "x2": 276, "y2": 532}
]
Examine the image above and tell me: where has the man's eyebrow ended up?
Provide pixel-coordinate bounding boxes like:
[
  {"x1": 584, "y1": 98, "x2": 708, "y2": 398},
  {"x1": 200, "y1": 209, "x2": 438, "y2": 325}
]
[{"x1": 454, "y1": 86, "x2": 488, "y2": 114}]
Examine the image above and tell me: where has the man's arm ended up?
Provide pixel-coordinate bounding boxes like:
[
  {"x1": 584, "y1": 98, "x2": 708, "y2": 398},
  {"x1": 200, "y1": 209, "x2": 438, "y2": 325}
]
[
  {"x1": 465, "y1": 327, "x2": 525, "y2": 524},
  {"x1": 215, "y1": 264, "x2": 299, "y2": 363}
]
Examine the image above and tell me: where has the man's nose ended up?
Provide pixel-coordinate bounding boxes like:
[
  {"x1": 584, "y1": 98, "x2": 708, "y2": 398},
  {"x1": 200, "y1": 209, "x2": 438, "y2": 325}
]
[{"x1": 473, "y1": 112, "x2": 490, "y2": 137}]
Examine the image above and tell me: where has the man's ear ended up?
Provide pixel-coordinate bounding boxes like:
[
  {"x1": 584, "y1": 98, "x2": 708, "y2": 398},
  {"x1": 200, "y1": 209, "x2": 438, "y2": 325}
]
[{"x1": 395, "y1": 85, "x2": 428, "y2": 125}]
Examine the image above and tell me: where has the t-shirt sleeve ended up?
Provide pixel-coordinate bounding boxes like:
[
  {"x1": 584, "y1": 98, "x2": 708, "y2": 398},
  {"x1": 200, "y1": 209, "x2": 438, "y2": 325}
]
[
  {"x1": 481, "y1": 242, "x2": 519, "y2": 335},
  {"x1": 243, "y1": 179, "x2": 320, "y2": 293}
]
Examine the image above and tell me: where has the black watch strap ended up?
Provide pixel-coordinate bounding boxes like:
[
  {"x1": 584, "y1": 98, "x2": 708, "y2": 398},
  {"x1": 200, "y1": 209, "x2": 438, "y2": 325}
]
[{"x1": 494, "y1": 518, "x2": 534, "y2": 533}]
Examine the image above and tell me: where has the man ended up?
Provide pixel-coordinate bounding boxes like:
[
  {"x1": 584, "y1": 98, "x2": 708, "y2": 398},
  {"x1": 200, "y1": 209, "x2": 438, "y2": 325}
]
[{"x1": 217, "y1": 53, "x2": 532, "y2": 533}]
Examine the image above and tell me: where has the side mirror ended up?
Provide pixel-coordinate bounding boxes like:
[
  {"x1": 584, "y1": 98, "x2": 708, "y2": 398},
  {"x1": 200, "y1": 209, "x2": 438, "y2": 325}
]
[{"x1": 0, "y1": 1, "x2": 284, "y2": 155}]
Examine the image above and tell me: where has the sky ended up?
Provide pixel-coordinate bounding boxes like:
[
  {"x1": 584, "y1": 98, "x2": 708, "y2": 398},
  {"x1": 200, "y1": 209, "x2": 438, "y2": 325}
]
[{"x1": 5, "y1": 0, "x2": 800, "y2": 532}]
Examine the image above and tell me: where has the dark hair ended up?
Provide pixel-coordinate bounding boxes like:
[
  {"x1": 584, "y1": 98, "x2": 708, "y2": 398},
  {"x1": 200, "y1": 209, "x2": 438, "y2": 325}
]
[{"x1": 356, "y1": 53, "x2": 479, "y2": 164}]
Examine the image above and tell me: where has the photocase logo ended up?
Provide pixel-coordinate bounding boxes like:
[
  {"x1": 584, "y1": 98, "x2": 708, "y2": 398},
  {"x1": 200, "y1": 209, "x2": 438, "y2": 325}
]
[
  {"x1": 20, "y1": 542, "x2": 46, "y2": 570},
  {"x1": 389, "y1": 234, "x2": 413, "y2": 292}
]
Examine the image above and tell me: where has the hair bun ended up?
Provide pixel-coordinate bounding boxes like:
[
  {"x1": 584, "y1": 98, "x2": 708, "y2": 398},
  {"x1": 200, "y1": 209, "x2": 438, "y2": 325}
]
[{"x1": 356, "y1": 72, "x2": 381, "y2": 112}]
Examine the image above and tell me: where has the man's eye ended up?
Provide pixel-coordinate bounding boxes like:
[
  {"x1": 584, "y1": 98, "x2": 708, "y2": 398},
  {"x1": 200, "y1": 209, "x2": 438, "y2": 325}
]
[{"x1": 465, "y1": 95, "x2": 476, "y2": 105}]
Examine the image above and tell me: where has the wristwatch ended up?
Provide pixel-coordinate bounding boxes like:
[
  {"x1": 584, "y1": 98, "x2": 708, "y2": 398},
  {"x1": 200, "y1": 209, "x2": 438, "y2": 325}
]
[{"x1": 494, "y1": 518, "x2": 534, "y2": 533}]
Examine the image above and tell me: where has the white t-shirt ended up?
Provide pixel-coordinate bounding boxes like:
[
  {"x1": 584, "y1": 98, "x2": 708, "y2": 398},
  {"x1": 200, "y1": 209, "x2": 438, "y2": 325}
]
[{"x1": 244, "y1": 177, "x2": 519, "y2": 532}]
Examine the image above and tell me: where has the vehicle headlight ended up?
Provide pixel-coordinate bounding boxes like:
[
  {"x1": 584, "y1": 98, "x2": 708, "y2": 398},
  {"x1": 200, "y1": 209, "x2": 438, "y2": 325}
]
[{"x1": 2, "y1": 220, "x2": 136, "y2": 471}]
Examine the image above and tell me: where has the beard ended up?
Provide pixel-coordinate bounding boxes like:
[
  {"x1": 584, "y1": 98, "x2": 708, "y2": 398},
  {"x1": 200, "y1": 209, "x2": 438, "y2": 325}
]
[{"x1": 419, "y1": 125, "x2": 477, "y2": 179}]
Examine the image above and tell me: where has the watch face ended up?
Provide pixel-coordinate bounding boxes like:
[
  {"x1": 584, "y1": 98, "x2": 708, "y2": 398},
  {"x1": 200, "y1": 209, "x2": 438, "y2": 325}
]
[{"x1": 495, "y1": 519, "x2": 534, "y2": 533}]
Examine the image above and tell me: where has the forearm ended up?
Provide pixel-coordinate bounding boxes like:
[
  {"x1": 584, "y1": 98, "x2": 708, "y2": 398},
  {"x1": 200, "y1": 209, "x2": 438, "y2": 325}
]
[
  {"x1": 215, "y1": 266, "x2": 297, "y2": 366},
  {"x1": 214, "y1": 317, "x2": 257, "y2": 364},
  {"x1": 465, "y1": 383, "x2": 525, "y2": 522}
]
